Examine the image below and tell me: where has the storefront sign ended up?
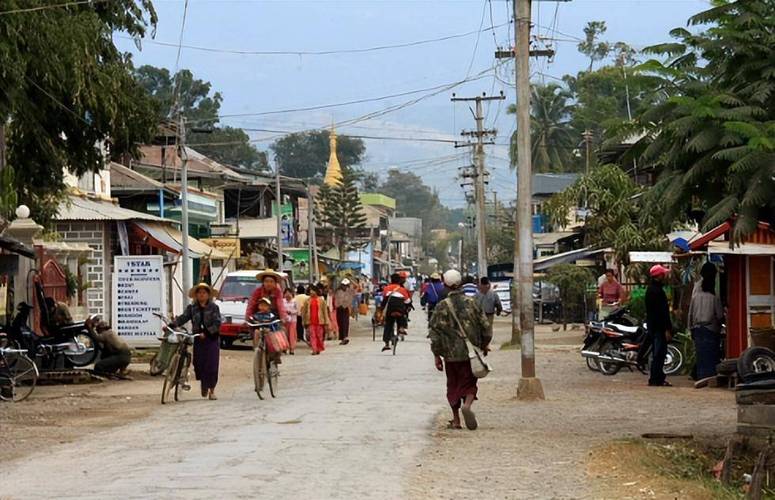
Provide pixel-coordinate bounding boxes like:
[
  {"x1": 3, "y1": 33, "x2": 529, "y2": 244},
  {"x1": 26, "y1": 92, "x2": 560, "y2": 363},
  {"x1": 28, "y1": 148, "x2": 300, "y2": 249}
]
[
  {"x1": 201, "y1": 237, "x2": 240, "y2": 259},
  {"x1": 288, "y1": 248, "x2": 311, "y2": 282},
  {"x1": 112, "y1": 255, "x2": 164, "y2": 347}
]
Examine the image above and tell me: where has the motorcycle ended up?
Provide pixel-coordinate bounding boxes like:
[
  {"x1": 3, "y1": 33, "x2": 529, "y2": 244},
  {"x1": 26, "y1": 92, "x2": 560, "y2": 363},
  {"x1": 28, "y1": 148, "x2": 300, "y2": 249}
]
[
  {"x1": 581, "y1": 307, "x2": 638, "y2": 371},
  {"x1": 592, "y1": 321, "x2": 685, "y2": 376},
  {"x1": 8, "y1": 303, "x2": 100, "y2": 369}
]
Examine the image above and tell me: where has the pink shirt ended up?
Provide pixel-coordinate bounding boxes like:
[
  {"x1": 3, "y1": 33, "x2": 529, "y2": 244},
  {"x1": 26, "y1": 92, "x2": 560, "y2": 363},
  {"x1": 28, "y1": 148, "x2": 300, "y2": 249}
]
[{"x1": 599, "y1": 280, "x2": 624, "y2": 304}]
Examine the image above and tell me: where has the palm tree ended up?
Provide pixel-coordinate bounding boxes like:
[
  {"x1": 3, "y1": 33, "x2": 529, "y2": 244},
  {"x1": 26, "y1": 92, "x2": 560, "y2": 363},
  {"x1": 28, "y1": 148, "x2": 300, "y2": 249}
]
[{"x1": 509, "y1": 83, "x2": 578, "y2": 172}]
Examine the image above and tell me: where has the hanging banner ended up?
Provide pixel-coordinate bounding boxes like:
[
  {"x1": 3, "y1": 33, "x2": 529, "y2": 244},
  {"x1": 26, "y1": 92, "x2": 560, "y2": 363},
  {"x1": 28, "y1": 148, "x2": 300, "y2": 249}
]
[
  {"x1": 272, "y1": 202, "x2": 295, "y2": 247},
  {"x1": 112, "y1": 255, "x2": 165, "y2": 347},
  {"x1": 288, "y1": 248, "x2": 311, "y2": 282}
]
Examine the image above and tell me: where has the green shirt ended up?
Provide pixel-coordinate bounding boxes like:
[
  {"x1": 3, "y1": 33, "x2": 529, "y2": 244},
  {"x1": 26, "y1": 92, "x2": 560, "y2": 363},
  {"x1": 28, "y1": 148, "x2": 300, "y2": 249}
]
[{"x1": 428, "y1": 290, "x2": 491, "y2": 362}]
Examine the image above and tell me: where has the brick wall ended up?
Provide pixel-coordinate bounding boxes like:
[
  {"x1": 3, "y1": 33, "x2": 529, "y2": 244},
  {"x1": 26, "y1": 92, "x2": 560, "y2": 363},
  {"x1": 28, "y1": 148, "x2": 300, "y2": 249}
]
[{"x1": 55, "y1": 221, "x2": 108, "y2": 317}]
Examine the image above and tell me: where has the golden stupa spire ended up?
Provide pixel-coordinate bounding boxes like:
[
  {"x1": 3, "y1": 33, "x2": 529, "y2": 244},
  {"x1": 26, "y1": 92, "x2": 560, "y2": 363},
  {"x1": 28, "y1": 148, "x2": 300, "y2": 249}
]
[{"x1": 323, "y1": 124, "x2": 343, "y2": 186}]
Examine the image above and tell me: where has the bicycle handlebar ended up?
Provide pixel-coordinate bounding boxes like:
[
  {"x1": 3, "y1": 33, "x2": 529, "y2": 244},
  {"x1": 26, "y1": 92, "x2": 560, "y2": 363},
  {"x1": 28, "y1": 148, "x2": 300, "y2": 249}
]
[{"x1": 245, "y1": 319, "x2": 282, "y2": 328}]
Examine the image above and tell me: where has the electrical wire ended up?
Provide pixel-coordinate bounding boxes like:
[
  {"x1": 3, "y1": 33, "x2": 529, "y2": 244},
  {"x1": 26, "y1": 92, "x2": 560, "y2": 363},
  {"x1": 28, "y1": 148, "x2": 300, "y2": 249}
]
[
  {"x1": 464, "y1": 0, "x2": 488, "y2": 78},
  {"x1": 123, "y1": 21, "x2": 510, "y2": 57},
  {"x1": 170, "y1": 0, "x2": 190, "y2": 117}
]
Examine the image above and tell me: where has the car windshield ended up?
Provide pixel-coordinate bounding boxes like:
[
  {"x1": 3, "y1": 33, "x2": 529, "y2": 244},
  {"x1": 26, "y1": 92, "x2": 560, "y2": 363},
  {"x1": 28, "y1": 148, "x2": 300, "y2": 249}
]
[{"x1": 219, "y1": 277, "x2": 260, "y2": 301}]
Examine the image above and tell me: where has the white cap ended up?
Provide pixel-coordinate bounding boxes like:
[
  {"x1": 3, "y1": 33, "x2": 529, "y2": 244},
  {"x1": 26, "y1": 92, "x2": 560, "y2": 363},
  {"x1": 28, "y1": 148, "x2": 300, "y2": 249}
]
[
  {"x1": 443, "y1": 269, "x2": 462, "y2": 287},
  {"x1": 341, "y1": 278, "x2": 351, "y2": 285}
]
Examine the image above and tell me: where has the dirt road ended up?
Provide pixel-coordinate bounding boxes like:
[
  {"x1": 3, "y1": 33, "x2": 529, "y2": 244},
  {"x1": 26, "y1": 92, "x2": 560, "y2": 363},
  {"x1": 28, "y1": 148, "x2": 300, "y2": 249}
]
[
  {"x1": 0, "y1": 312, "x2": 737, "y2": 499},
  {"x1": 0, "y1": 311, "x2": 442, "y2": 499}
]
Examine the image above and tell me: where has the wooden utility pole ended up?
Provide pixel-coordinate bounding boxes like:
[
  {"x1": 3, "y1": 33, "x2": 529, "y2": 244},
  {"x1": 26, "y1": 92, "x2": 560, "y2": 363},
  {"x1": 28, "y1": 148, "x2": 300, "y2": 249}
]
[
  {"x1": 275, "y1": 166, "x2": 283, "y2": 272},
  {"x1": 306, "y1": 181, "x2": 317, "y2": 283},
  {"x1": 451, "y1": 92, "x2": 505, "y2": 278},
  {"x1": 514, "y1": 0, "x2": 544, "y2": 400},
  {"x1": 178, "y1": 116, "x2": 191, "y2": 294}
]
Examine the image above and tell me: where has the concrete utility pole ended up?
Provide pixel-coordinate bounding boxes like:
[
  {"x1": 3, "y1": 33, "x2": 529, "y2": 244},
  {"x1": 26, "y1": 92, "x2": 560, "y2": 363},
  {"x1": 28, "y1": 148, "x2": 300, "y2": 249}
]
[
  {"x1": 451, "y1": 92, "x2": 505, "y2": 278},
  {"x1": 306, "y1": 181, "x2": 318, "y2": 283},
  {"x1": 178, "y1": 116, "x2": 191, "y2": 294},
  {"x1": 514, "y1": 0, "x2": 544, "y2": 400},
  {"x1": 275, "y1": 166, "x2": 283, "y2": 272}
]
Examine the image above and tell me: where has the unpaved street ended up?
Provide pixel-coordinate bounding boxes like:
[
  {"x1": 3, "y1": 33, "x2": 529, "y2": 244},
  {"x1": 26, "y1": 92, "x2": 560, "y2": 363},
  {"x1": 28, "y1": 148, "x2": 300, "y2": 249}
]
[
  {"x1": 0, "y1": 310, "x2": 440, "y2": 499},
  {"x1": 0, "y1": 312, "x2": 737, "y2": 499}
]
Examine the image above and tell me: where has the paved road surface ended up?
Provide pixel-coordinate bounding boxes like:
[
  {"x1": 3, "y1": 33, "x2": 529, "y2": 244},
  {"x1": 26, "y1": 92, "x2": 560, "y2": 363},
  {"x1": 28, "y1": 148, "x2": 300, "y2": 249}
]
[{"x1": 0, "y1": 313, "x2": 439, "y2": 499}]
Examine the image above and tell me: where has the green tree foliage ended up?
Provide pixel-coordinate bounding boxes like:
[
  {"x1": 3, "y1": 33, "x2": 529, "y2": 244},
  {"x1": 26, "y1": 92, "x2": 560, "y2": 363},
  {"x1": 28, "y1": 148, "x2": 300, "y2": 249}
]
[
  {"x1": 271, "y1": 130, "x2": 365, "y2": 180},
  {"x1": 545, "y1": 164, "x2": 667, "y2": 263},
  {"x1": 508, "y1": 84, "x2": 578, "y2": 172},
  {"x1": 578, "y1": 21, "x2": 611, "y2": 71},
  {"x1": 133, "y1": 65, "x2": 268, "y2": 171},
  {"x1": 316, "y1": 166, "x2": 367, "y2": 259},
  {"x1": 546, "y1": 264, "x2": 595, "y2": 325},
  {"x1": 626, "y1": 0, "x2": 775, "y2": 241},
  {"x1": 0, "y1": 1, "x2": 158, "y2": 225},
  {"x1": 0, "y1": 167, "x2": 17, "y2": 222}
]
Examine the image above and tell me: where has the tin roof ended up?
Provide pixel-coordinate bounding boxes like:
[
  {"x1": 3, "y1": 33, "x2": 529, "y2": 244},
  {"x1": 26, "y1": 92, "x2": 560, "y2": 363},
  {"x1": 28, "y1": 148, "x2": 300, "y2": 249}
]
[
  {"x1": 109, "y1": 162, "x2": 166, "y2": 191},
  {"x1": 56, "y1": 195, "x2": 167, "y2": 222}
]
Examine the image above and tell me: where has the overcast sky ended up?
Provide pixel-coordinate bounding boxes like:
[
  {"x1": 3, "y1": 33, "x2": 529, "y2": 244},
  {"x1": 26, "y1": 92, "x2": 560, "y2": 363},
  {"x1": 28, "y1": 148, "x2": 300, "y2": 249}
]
[{"x1": 116, "y1": 0, "x2": 710, "y2": 208}]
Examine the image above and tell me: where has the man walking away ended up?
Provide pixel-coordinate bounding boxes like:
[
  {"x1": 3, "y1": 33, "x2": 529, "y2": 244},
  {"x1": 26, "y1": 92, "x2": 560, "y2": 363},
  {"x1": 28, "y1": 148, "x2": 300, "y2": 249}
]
[
  {"x1": 478, "y1": 277, "x2": 502, "y2": 339},
  {"x1": 428, "y1": 270, "x2": 491, "y2": 430},
  {"x1": 334, "y1": 278, "x2": 355, "y2": 345},
  {"x1": 422, "y1": 272, "x2": 447, "y2": 323},
  {"x1": 461, "y1": 275, "x2": 479, "y2": 298},
  {"x1": 688, "y1": 262, "x2": 724, "y2": 380},
  {"x1": 645, "y1": 265, "x2": 672, "y2": 387}
]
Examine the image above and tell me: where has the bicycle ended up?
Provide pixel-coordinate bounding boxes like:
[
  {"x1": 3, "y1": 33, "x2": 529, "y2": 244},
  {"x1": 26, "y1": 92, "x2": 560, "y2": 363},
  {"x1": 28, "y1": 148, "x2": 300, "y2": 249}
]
[
  {"x1": 245, "y1": 319, "x2": 282, "y2": 400},
  {"x1": 155, "y1": 315, "x2": 197, "y2": 405},
  {"x1": 0, "y1": 345, "x2": 38, "y2": 402}
]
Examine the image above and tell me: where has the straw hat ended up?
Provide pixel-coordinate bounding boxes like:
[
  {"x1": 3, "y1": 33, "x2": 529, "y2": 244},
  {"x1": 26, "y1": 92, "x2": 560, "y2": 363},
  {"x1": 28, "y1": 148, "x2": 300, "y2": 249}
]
[
  {"x1": 256, "y1": 269, "x2": 283, "y2": 282},
  {"x1": 189, "y1": 282, "x2": 217, "y2": 299}
]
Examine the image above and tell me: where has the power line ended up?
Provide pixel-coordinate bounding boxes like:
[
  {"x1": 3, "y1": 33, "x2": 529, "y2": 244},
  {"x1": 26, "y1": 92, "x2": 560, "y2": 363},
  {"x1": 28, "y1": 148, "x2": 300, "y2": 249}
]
[{"x1": 124, "y1": 21, "x2": 510, "y2": 57}]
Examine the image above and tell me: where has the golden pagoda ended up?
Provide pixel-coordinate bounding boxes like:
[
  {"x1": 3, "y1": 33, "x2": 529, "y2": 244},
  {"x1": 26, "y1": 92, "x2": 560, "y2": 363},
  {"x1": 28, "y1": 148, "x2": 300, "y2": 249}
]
[{"x1": 323, "y1": 125, "x2": 343, "y2": 186}]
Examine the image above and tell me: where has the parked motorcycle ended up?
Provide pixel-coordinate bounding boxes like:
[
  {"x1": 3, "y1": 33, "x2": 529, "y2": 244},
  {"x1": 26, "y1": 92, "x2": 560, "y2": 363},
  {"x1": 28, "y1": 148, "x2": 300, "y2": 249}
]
[
  {"x1": 592, "y1": 322, "x2": 685, "y2": 376},
  {"x1": 582, "y1": 307, "x2": 638, "y2": 371},
  {"x1": 8, "y1": 303, "x2": 100, "y2": 369}
]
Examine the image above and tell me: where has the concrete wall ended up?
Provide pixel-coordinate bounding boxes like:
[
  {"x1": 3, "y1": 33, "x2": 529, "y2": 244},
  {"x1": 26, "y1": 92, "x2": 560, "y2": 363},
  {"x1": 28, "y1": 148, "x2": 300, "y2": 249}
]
[{"x1": 55, "y1": 221, "x2": 111, "y2": 318}]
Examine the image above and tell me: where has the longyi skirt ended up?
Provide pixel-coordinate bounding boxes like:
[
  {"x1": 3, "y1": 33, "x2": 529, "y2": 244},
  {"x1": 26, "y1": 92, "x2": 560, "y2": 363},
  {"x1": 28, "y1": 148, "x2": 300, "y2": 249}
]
[{"x1": 445, "y1": 360, "x2": 478, "y2": 410}]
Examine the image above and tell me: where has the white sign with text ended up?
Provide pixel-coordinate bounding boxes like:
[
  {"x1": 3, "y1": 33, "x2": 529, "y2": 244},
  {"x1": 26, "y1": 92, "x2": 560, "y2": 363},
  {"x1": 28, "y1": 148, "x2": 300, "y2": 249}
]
[{"x1": 112, "y1": 255, "x2": 165, "y2": 347}]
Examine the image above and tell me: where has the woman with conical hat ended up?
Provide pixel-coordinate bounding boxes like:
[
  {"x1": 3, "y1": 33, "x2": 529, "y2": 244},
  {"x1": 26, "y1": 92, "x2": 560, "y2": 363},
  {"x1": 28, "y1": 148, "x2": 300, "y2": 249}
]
[{"x1": 170, "y1": 283, "x2": 222, "y2": 400}]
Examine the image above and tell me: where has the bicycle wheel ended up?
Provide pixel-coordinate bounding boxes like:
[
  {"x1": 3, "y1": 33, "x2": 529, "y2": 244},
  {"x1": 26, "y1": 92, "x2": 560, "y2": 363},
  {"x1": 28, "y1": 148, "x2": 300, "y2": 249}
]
[
  {"x1": 268, "y1": 357, "x2": 278, "y2": 398},
  {"x1": 161, "y1": 352, "x2": 180, "y2": 405},
  {"x1": 254, "y1": 347, "x2": 267, "y2": 400},
  {"x1": 0, "y1": 352, "x2": 38, "y2": 402},
  {"x1": 174, "y1": 351, "x2": 190, "y2": 402},
  {"x1": 392, "y1": 323, "x2": 398, "y2": 356}
]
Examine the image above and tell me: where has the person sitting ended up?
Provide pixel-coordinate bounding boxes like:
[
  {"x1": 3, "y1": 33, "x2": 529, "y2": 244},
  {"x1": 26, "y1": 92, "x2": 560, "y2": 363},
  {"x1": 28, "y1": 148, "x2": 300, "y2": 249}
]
[
  {"x1": 253, "y1": 298, "x2": 280, "y2": 331},
  {"x1": 92, "y1": 321, "x2": 132, "y2": 377}
]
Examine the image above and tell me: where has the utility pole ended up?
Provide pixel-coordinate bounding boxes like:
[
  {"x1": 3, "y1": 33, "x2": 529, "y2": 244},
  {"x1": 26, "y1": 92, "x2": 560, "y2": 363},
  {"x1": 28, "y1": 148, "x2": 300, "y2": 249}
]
[
  {"x1": 275, "y1": 167, "x2": 283, "y2": 272},
  {"x1": 306, "y1": 181, "x2": 317, "y2": 283},
  {"x1": 178, "y1": 116, "x2": 191, "y2": 294},
  {"x1": 514, "y1": 0, "x2": 544, "y2": 400},
  {"x1": 452, "y1": 92, "x2": 505, "y2": 278}
]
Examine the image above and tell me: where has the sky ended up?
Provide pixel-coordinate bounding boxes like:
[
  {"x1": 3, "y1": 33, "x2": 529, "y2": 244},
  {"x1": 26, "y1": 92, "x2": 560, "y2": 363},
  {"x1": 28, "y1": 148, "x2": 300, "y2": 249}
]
[{"x1": 115, "y1": 0, "x2": 711, "y2": 208}]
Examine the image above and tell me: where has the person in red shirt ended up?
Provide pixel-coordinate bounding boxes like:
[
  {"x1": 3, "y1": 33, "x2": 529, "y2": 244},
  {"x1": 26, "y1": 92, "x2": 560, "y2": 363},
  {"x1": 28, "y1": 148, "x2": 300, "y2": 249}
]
[
  {"x1": 301, "y1": 284, "x2": 330, "y2": 355},
  {"x1": 598, "y1": 269, "x2": 626, "y2": 318},
  {"x1": 379, "y1": 273, "x2": 412, "y2": 352},
  {"x1": 246, "y1": 269, "x2": 287, "y2": 322}
]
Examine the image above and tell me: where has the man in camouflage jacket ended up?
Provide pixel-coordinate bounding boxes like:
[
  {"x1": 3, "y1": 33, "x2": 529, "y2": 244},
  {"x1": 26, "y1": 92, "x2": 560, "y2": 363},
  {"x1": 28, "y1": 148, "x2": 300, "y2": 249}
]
[
  {"x1": 427, "y1": 270, "x2": 491, "y2": 430},
  {"x1": 428, "y1": 286, "x2": 491, "y2": 362}
]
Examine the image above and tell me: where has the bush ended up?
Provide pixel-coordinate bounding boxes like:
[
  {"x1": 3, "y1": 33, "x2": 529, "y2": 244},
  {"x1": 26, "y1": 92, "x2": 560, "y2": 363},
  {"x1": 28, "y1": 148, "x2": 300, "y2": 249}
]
[{"x1": 546, "y1": 264, "x2": 595, "y2": 324}]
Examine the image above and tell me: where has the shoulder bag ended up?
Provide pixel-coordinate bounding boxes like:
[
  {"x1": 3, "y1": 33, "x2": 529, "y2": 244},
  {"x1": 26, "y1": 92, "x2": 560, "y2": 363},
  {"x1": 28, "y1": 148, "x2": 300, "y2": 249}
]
[{"x1": 447, "y1": 300, "x2": 492, "y2": 379}]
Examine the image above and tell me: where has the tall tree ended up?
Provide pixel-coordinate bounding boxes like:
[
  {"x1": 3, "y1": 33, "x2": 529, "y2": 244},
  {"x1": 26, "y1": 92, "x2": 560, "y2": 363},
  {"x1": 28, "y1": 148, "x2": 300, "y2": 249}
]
[
  {"x1": 0, "y1": 1, "x2": 158, "y2": 225},
  {"x1": 133, "y1": 65, "x2": 268, "y2": 171},
  {"x1": 578, "y1": 21, "x2": 611, "y2": 71},
  {"x1": 508, "y1": 83, "x2": 578, "y2": 172},
  {"x1": 316, "y1": 166, "x2": 368, "y2": 259},
  {"x1": 629, "y1": 0, "x2": 775, "y2": 240},
  {"x1": 271, "y1": 130, "x2": 365, "y2": 180}
]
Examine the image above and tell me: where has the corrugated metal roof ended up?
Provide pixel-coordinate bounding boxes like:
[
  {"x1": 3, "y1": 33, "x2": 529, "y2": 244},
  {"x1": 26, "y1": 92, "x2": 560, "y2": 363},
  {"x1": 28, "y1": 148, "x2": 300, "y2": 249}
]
[
  {"x1": 109, "y1": 162, "x2": 165, "y2": 191},
  {"x1": 133, "y1": 221, "x2": 230, "y2": 259},
  {"x1": 56, "y1": 195, "x2": 167, "y2": 222},
  {"x1": 532, "y1": 173, "x2": 579, "y2": 196}
]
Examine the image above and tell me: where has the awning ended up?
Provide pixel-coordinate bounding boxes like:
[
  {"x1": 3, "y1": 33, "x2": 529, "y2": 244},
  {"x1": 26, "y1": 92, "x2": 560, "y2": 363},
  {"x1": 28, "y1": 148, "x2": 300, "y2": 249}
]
[
  {"x1": 56, "y1": 194, "x2": 166, "y2": 222},
  {"x1": 628, "y1": 251, "x2": 674, "y2": 263},
  {"x1": 707, "y1": 241, "x2": 775, "y2": 256},
  {"x1": 533, "y1": 248, "x2": 604, "y2": 271},
  {"x1": 534, "y1": 232, "x2": 579, "y2": 247},
  {"x1": 237, "y1": 217, "x2": 277, "y2": 239},
  {"x1": 0, "y1": 235, "x2": 35, "y2": 258},
  {"x1": 133, "y1": 222, "x2": 229, "y2": 259}
]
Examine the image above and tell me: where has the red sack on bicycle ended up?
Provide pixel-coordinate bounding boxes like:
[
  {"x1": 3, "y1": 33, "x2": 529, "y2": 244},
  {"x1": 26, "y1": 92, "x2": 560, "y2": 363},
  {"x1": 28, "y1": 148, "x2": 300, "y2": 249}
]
[{"x1": 265, "y1": 330, "x2": 289, "y2": 353}]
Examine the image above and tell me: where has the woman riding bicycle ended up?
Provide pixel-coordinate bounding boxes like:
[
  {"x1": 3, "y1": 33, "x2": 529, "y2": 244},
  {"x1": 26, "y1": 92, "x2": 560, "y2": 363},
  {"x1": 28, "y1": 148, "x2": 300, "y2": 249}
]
[{"x1": 246, "y1": 269, "x2": 288, "y2": 361}]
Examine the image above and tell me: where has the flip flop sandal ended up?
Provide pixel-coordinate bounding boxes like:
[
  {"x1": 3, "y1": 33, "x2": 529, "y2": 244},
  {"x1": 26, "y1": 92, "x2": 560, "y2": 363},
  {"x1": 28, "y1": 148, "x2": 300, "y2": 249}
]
[
  {"x1": 446, "y1": 420, "x2": 463, "y2": 430},
  {"x1": 461, "y1": 407, "x2": 478, "y2": 430}
]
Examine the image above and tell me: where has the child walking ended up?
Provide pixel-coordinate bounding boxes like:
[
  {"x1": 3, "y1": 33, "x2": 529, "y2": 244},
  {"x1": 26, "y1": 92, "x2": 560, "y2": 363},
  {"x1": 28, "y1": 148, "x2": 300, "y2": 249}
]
[{"x1": 283, "y1": 288, "x2": 298, "y2": 354}]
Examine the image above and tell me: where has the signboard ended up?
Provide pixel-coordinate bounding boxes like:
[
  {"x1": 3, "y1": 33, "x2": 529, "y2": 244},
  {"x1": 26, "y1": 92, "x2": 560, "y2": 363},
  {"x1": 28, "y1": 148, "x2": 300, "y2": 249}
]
[
  {"x1": 272, "y1": 202, "x2": 295, "y2": 247},
  {"x1": 288, "y1": 248, "x2": 311, "y2": 282},
  {"x1": 112, "y1": 255, "x2": 165, "y2": 347},
  {"x1": 201, "y1": 237, "x2": 240, "y2": 259},
  {"x1": 346, "y1": 243, "x2": 374, "y2": 279}
]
